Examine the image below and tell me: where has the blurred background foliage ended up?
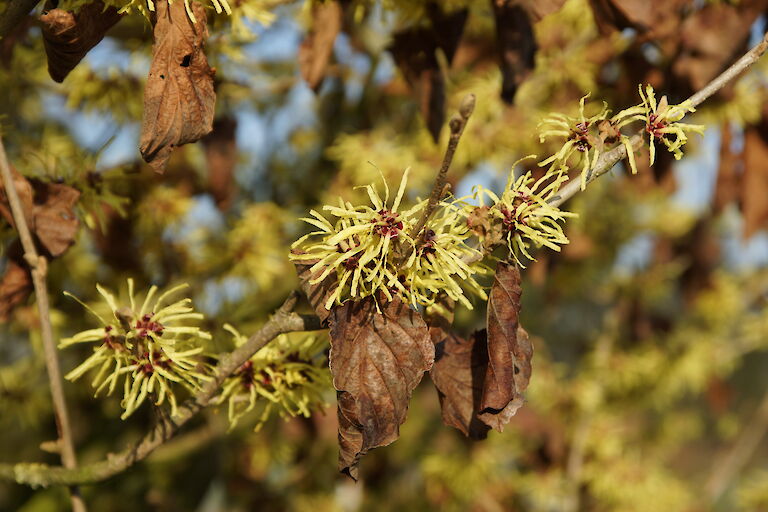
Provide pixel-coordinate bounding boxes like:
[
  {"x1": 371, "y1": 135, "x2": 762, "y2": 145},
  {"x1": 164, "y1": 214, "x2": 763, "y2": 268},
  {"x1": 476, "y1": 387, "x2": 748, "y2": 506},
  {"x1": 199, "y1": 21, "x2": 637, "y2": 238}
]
[{"x1": 3, "y1": 0, "x2": 768, "y2": 510}]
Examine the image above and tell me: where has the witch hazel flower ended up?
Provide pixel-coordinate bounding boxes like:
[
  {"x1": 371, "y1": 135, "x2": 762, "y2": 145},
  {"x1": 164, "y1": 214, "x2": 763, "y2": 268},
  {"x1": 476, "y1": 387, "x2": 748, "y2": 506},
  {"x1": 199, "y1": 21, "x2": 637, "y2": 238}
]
[{"x1": 60, "y1": 280, "x2": 212, "y2": 419}]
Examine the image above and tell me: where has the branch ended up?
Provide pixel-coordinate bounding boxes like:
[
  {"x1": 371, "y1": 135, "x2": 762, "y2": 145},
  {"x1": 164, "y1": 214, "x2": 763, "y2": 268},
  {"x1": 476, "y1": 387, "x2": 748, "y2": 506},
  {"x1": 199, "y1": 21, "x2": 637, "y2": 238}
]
[
  {"x1": 704, "y1": 388, "x2": 768, "y2": 505},
  {"x1": 409, "y1": 93, "x2": 475, "y2": 241},
  {"x1": 0, "y1": 294, "x2": 322, "y2": 487},
  {"x1": 549, "y1": 31, "x2": 768, "y2": 209},
  {"x1": 0, "y1": 137, "x2": 87, "y2": 511},
  {"x1": 0, "y1": 0, "x2": 40, "y2": 40}
]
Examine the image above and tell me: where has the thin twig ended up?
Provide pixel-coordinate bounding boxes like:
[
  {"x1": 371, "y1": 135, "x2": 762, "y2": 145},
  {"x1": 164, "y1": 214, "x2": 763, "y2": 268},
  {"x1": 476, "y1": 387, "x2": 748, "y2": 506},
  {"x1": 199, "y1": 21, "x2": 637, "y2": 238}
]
[
  {"x1": 704, "y1": 389, "x2": 768, "y2": 505},
  {"x1": 409, "y1": 93, "x2": 476, "y2": 241},
  {"x1": 0, "y1": 296, "x2": 322, "y2": 487},
  {"x1": 549, "y1": 31, "x2": 768, "y2": 209},
  {"x1": 0, "y1": 136, "x2": 87, "y2": 511}
]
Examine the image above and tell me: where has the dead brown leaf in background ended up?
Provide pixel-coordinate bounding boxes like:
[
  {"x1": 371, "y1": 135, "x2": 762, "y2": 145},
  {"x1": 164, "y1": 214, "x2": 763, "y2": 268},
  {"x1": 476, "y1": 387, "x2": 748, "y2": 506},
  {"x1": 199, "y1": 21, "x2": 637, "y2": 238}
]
[
  {"x1": 1, "y1": 169, "x2": 80, "y2": 257},
  {"x1": 40, "y1": 0, "x2": 123, "y2": 82},
  {"x1": 713, "y1": 122, "x2": 741, "y2": 214},
  {"x1": 673, "y1": 0, "x2": 766, "y2": 93},
  {"x1": 587, "y1": 0, "x2": 654, "y2": 34},
  {"x1": 30, "y1": 181, "x2": 81, "y2": 257},
  {"x1": 390, "y1": 4, "x2": 467, "y2": 142},
  {"x1": 742, "y1": 126, "x2": 768, "y2": 239},
  {"x1": 202, "y1": 117, "x2": 237, "y2": 210},
  {"x1": 139, "y1": 0, "x2": 216, "y2": 173},
  {"x1": 491, "y1": 0, "x2": 536, "y2": 104},
  {"x1": 298, "y1": 0, "x2": 342, "y2": 91},
  {"x1": 479, "y1": 261, "x2": 532, "y2": 431},
  {"x1": 430, "y1": 329, "x2": 491, "y2": 439},
  {"x1": 329, "y1": 296, "x2": 434, "y2": 479}
]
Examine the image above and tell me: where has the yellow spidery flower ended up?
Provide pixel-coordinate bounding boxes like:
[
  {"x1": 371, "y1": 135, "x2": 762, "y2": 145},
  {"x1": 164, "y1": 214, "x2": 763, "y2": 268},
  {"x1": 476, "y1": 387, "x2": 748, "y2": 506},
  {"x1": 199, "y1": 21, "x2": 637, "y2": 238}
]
[
  {"x1": 60, "y1": 280, "x2": 212, "y2": 419},
  {"x1": 290, "y1": 169, "x2": 487, "y2": 309},
  {"x1": 217, "y1": 326, "x2": 330, "y2": 431},
  {"x1": 612, "y1": 84, "x2": 705, "y2": 167},
  {"x1": 538, "y1": 94, "x2": 610, "y2": 190}
]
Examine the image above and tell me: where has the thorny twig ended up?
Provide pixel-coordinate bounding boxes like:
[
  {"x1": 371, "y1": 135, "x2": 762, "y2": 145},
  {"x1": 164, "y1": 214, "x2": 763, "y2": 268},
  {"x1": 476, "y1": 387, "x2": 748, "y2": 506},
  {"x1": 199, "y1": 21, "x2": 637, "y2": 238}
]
[{"x1": 0, "y1": 136, "x2": 87, "y2": 512}]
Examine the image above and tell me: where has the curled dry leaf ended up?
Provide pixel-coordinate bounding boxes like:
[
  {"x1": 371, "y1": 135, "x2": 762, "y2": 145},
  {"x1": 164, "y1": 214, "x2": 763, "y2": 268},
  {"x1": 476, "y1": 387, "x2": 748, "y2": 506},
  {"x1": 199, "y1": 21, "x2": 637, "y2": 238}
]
[
  {"x1": 329, "y1": 296, "x2": 434, "y2": 479},
  {"x1": 430, "y1": 328, "x2": 491, "y2": 440},
  {"x1": 479, "y1": 261, "x2": 532, "y2": 431},
  {"x1": 491, "y1": 0, "x2": 537, "y2": 104},
  {"x1": 40, "y1": 0, "x2": 123, "y2": 83},
  {"x1": 139, "y1": 0, "x2": 216, "y2": 173},
  {"x1": 298, "y1": 0, "x2": 342, "y2": 91},
  {"x1": 292, "y1": 250, "x2": 338, "y2": 324}
]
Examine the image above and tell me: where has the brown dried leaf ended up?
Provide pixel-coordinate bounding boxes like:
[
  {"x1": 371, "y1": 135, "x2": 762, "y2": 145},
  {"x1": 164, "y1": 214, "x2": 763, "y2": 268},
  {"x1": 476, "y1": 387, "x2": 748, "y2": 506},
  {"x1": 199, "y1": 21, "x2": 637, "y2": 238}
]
[
  {"x1": 479, "y1": 261, "x2": 532, "y2": 431},
  {"x1": 0, "y1": 249, "x2": 32, "y2": 323},
  {"x1": 139, "y1": 0, "x2": 216, "y2": 173},
  {"x1": 40, "y1": 1, "x2": 123, "y2": 83},
  {"x1": 390, "y1": 28, "x2": 444, "y2": 142},
  {"x1": 30, "y1": 181, "x2": 81, "y2": 257},
  {"x1": 491, "y1": 0, "x2": 537, "y2": 104},
  {"x1": 329, "y1": 296, "x2": 434, "y2": 479},
  {"x1": 713, "y1": 122, "x2": 741, "y2": 214},
  {"x1": 202, "y1": 117, "x2": 237, "y2": 210},
  {"x1": 587, "y1": 0, "x2": 654, "y2": 33},
  {"x1": 298, "y1": 0, "x2": 342, "y2": 91},
  {"x1": 292, "y1": 250, "x2": 338, "y2": 324},
  {"x1": 742, "y1": 126, "x2": 768, "y2": 239},
  {"x1": 426, "y1": 3, "x2": 468, "y2": 64},
  {"x1": 673, "y1": 1, "x2": 766, "y2": 92},
  {"x1": 430, "y1": 328, "x2": 491, "y2": 439},
  {"x1": 389, "y1": 4, "x2": 466, "y2": 142}
]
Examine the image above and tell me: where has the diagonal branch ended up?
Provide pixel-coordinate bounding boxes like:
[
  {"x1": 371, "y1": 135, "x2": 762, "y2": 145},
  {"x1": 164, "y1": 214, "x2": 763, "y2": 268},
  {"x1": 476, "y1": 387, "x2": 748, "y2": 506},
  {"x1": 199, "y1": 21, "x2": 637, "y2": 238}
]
[
  {"x1": 0, "y1": 136, "x2": 87, "y2": 511},
  {"x1": 0, "y1": 293, "x2": 322, "y2": 487},
  {"x1": 549, "y1": 31, "x2": 768, "y2": 209}
]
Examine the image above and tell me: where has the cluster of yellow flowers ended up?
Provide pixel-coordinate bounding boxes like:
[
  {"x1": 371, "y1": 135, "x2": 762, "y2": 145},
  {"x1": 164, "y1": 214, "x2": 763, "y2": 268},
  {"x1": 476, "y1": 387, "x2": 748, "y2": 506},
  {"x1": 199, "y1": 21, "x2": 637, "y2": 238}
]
[
  {"x1": 217, "y1": 326, "x2": 330, "y2": 430},
  {"x1": 60, "y1": 281, "x2": 212, "y2": 419},
  {"x1": 538, "y1": 85, "x2": 704, "y2": 190},
  {"x1": 290, "y1": 169, "x2": 489, "y2": 310}
]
